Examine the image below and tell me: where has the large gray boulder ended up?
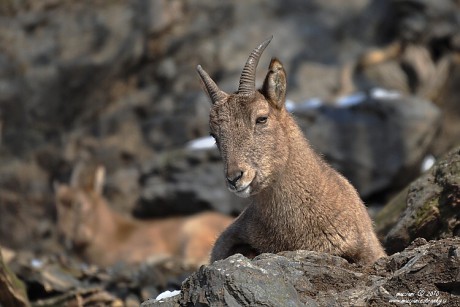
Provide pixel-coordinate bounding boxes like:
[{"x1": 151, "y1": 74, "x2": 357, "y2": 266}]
[
  {"x1": 135, "y1": 148, "x2": 248, "y2": 217},
  {"x1": 384, "y1": 145, "x2": 460, "y2": 254},
  {"x1": 0, "y1": 1, "x2": 147, "y2": 154},
  {"x1": 346, "y1": 0, "x2": 460, "y2": 156},
  {"x1": 143, "y1": 238, "x2": 460, "y2": 306},
  {"x1": 293, "y1": 93, "x2": 441, "y2": 198}
]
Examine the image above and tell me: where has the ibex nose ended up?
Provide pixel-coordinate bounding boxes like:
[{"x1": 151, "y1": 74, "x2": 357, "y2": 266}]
[{"x1": 226, "y1": 170, "x2": 244, "y2": 189}]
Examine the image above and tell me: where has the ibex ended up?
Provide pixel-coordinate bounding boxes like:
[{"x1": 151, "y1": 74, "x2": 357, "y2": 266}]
[
  {"x1": 197, "y1": 37, "x2": 386, "y2": 265},
  {"x1": 54, "y1": 164, "x2": 232, "y2": 267},
  {"x1": 335, "y1": 41, "x2": 460, "y2": 102}
]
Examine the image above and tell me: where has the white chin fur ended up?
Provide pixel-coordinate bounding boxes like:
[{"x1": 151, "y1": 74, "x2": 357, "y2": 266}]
[{"x1": 234, "y1": 186, "x2": 251, "y2": 198}]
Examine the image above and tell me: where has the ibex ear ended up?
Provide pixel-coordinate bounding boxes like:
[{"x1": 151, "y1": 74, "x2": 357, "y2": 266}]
[
  {"x1": 262, "y1": 58, "x2": 287, "y2": 109},
  {"x1": 93, "y1": 166, "x2": 106, "y2": 196}
]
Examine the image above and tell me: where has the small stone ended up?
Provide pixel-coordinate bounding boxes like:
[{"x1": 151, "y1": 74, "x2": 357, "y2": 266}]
[{"x1": 448, "y1": 246, "x2": 460, "y2": 259}]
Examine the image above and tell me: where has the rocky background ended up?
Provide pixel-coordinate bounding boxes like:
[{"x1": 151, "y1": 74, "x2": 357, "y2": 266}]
[{"x1": 0, "y1": 0, "x2": 459, "y2": 306}]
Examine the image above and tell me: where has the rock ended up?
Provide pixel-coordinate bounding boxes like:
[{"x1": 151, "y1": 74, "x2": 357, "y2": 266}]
[
  {"x1": 0, "y1": 248, "x2": 30, "y2": 307},
  {"x1": 7, "y1": 251, "x2": 188, "y2": 306},
  {"x1": 380, "y1": 0, "x2": 460, "y2": 45},
  {"x1": 0, "y1": 1, "x2": 146, "y2": 156},
  {"x1": 374, "y1": 185, "x2": 409, "y2": 240},
  {"x1": 144, "y1": 238, "x2": 460, "y2": 306},
  {"x1": 135, "y1": 148, "x2": 248, "y2": 217},
  {"x1": 433, "y1": 62, "x2": 460, "y2": 157},
  {"x1": 0, "y1": 159, "x2": 55, "y2": 252},
  {"x1": 293, "y1": 93, "x2": 441, "y2": 198},
  {"x1": 344, "y1": 0, "x2": 460, "y2": 156},
  {"x1": 384, "y1": 145, "x2": 460, "y2": 254}
]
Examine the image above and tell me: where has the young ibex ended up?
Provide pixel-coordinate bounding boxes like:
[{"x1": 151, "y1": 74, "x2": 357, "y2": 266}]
[
  {"x1": 197, "y1": 37, "x2": 386, "y2": 265},
  {"x1": 54, "y1": 164, "x2": 232, "y2": 267}
]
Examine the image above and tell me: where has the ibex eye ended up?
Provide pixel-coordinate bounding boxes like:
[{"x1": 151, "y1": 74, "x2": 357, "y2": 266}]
[{"x1": 256, "y1": 116, "x2": 268, "y2": 124}]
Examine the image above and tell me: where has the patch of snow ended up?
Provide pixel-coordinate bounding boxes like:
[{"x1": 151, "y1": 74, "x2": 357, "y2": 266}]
[
  {"x1": 186, "y1": 136, "x2": 216, "y2": 151},
  {"x1": 370, "y1": 87, "x2": 401, "y2": 100},
  {"x1": 286, "y1": 98, "x2": 323, "y2": 112},
  {"x1": 285, "y1": 99, "x2": 295, "y2": 111},
  {"x1": 155, "y1": 290, "x2": 181, "y2": 301},
  {"x1": 421, "y1": 155, "x2": 436, "y2": 172},
  {"x1": 30, "y1": 259, "x2": 43, "y2": 269},
  {"x1": 335, "y1": 92, "x2": 366, "y2": 107}
]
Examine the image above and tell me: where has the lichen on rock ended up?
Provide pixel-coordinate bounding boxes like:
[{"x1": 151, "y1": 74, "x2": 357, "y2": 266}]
[{"x1": 384, "y1": 146, "x2": 460, "y2": 254}]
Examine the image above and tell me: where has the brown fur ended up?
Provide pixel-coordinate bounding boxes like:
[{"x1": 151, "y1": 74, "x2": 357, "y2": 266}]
[
  {"x1": 55, "y1": 165, "x2": 232, "y2": 268},
  {"x1": 198, "y1": 40, "x2": 386, "y2": 265}
]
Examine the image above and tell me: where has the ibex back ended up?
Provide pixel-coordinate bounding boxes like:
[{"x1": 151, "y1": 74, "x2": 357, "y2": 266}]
[{"x1": 197, "y1": 37, "x2": 386, "y2": 265}]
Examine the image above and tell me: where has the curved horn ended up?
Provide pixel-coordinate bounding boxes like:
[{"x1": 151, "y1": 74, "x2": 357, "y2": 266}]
[
  {"x1": 196, "y1": 65, "x2": 228, "y2": 104},
  {"x1": 238, "y1": 36, "x2": 273, "y2": 95}
]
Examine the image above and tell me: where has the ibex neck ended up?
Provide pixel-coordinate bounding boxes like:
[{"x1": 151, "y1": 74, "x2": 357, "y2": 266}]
[
  {"x1": 249, "y1": 115, "x2": 327, "y2": 251},
  {"x1": 255, "y1": 114, "x2": 324, "y2": 210},
  {"x1": 92, "y1": 195, "x2": 136, "y2": 242}
]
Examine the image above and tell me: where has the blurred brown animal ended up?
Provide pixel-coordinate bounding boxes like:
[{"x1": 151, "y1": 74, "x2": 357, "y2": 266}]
[
  {"x1": 336, "y1": 41, "x2": 460, "y2": 102},
  {"x1": 197, "y1": 37, "x2": 386, "y2": 265},
  {"x1": 54, "y1": 164, "x2": 232, "y2": 267}
]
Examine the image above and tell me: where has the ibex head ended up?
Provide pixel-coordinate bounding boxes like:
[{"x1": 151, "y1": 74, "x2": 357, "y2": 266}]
[
  {"x1": 54, "y1": 164, "x2": 106, "y2": 250},
  {"x1": 197, "y1": 37, "x2": 290, "y2": 198}
]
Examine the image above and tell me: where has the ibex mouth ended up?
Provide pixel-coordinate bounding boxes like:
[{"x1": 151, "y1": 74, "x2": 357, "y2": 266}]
[
  {"x1": 226, "y1": 169, "x2": 256, "y2": 198},
  {"x1": 234, "y1": 184, "x2": 252, "y2": 198},
  {"x1": 229, "y1": 174, "x2": 255, "y2": 198}
]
